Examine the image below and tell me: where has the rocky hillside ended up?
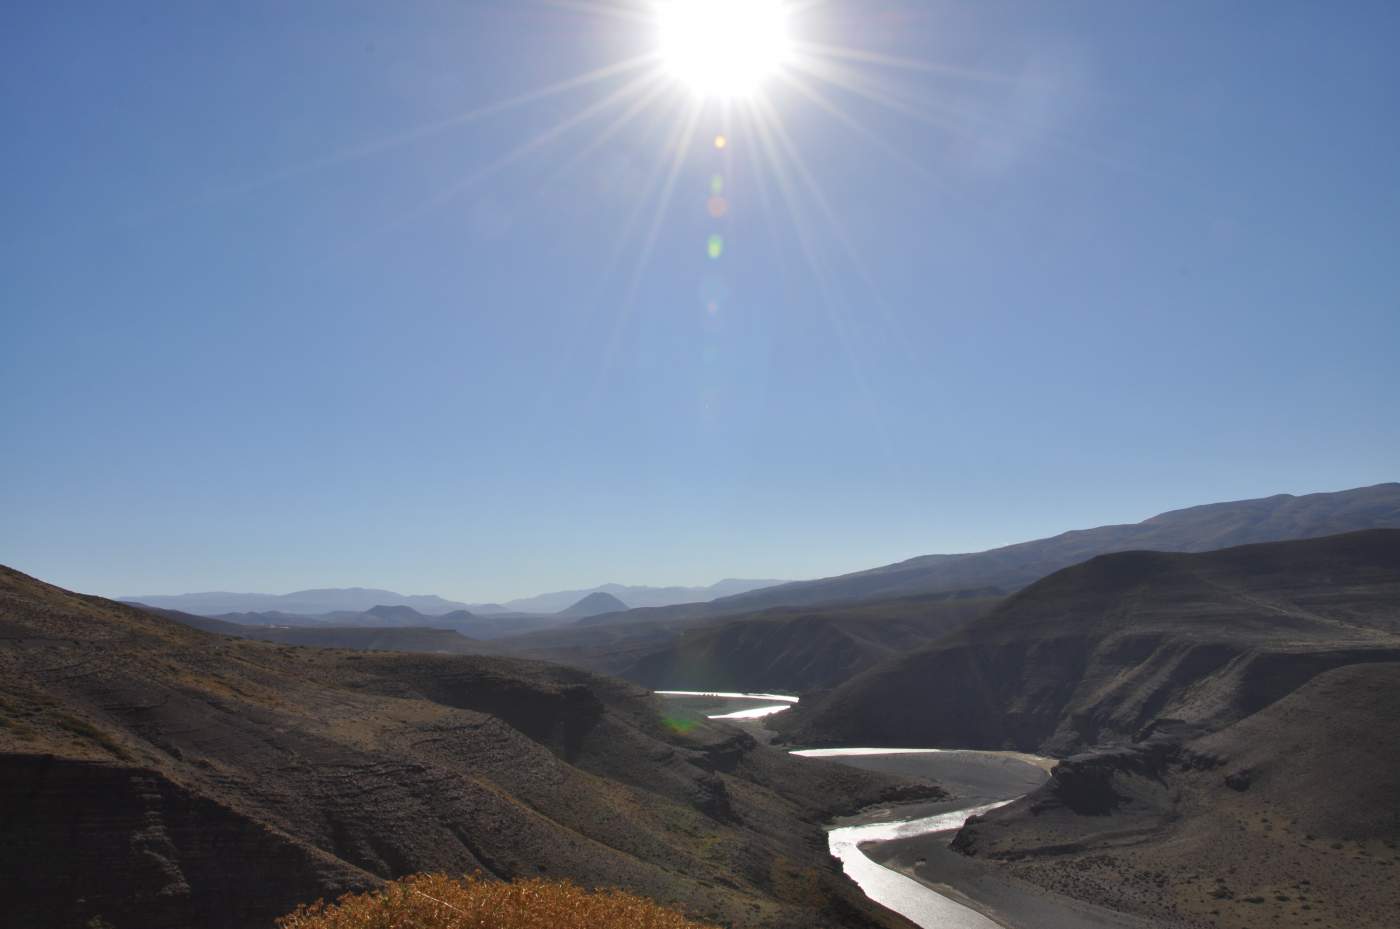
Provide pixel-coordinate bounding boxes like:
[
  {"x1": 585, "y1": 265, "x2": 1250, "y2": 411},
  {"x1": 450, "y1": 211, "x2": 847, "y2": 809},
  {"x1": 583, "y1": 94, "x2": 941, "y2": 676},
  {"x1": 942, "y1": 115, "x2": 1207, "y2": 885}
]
[
  {"x1": 620, "y1": 592, "x2": 1001, "y2": 693},
  {"x1": 777, "y1": 529, "x2": 1400, "y2": 753},
  {"x1": 0, "y1": 566, "x2": 933, "y2": 929},
  {"x1": 946, "y1": 661, "x2": 1400, "y2": 929}
]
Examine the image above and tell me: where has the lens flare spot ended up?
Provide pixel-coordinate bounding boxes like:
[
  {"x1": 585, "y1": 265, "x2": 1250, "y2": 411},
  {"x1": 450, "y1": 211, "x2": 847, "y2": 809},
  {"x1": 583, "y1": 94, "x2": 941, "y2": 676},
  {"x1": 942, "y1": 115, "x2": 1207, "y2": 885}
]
[
  {"x1": 707, "y1": 234, "x2": 725, "y2": 259},
  {"x1": 710, "y1": 174, "x2": 725, "y2": 195},
  {"x1": 707, "y1": 196, "x2": 729, "y2": 218},
  {"x1": 714, "y1": 134, "x2": 728, "y2": 150},
  {"x1": 661, "y1": 714, "x2": 698, "y2": 734}
]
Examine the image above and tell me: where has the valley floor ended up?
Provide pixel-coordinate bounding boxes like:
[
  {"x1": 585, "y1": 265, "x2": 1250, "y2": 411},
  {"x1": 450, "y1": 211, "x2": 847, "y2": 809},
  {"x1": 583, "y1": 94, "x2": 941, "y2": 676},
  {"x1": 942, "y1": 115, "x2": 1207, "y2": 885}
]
[
  {"x1": 818, "y1": 749, "x2": 1165, "y2": 929},
  {"x1": 952, "y1": 800, "x2": 1400, "y2": 929},
  {"x1": 866, "y1": 836, "x2": 1177, "y2": 929}
]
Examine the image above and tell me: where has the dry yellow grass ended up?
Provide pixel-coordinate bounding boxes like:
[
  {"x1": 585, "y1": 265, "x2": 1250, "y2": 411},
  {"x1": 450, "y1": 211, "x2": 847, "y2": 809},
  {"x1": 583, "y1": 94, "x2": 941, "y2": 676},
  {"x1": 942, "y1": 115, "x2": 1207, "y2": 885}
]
[{"x1": 277, "y1": 874, "x2": 720, "y2": 929}]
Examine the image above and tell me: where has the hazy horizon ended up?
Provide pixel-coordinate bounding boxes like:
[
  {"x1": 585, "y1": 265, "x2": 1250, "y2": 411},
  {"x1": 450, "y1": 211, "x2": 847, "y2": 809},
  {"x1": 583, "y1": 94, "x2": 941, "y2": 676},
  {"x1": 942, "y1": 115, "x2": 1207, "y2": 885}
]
[
  {"x1": 119, "y1": 575, "x2": 793, "y2": 608},
  {"x1": 62, "y1": 479, "x2": 1400, "y2": 604},
  {"x1": 5, "y1": 1, "x2": 1398, "y2": 603}
]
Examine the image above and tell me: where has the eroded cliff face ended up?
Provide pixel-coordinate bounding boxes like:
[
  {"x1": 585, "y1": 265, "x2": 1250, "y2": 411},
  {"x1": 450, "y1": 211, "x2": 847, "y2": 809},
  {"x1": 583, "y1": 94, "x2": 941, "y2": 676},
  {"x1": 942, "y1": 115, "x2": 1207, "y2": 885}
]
[
  {"x1": 0, "y1": 565, "x2": 928, "y2": 929},
  {"x1": 950, "y1": 663, "x2": 1400, "y2": 929}
]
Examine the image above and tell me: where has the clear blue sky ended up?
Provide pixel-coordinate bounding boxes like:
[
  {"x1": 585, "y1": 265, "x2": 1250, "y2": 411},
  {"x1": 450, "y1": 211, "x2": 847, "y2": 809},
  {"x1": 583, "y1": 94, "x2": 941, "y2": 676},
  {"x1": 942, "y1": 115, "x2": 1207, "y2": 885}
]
[{"x1": 3, "y1": 1, "x2": 1397, "y2": 602}]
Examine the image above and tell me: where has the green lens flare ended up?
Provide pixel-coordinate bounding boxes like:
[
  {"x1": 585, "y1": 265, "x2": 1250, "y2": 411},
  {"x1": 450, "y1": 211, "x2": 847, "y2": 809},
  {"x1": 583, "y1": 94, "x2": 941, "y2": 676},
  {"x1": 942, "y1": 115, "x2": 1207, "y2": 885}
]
[
  {"x1": 707, "y1": 234, "x2": 725, "y2": 259},
  {"x1": 710, "y1": 174, "x2": 725, "y2": 196}
]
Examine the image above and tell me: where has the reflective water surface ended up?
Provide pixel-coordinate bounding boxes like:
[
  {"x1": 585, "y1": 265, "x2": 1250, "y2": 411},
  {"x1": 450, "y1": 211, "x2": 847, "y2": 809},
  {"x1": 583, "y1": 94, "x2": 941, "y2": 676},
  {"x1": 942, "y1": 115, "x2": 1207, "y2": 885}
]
[{"x1": 658, "y1": 690, "x2": 1045, "y2": 929}]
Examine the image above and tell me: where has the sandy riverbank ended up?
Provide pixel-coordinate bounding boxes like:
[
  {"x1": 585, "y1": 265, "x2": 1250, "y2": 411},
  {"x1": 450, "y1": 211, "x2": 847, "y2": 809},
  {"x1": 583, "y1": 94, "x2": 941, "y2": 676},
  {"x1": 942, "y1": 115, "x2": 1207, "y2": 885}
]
[
  {"x1": 864, "y1": 832, "x2": 1170, "y2": 929},
  {"x1": 822, "y1": 749, "x2": 1171, "y2": 929}
]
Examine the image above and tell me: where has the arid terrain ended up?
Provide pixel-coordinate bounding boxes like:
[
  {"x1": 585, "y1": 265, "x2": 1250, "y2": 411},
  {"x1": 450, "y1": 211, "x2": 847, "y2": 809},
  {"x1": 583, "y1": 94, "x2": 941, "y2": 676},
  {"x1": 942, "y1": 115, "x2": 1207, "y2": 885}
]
[
  {"x1": 5, "y1": 509, "x2": 1399, "y2": 929},
  {"x1": 778, "y1": 530, "x2": 1400, "y2": 752},
  {"x1": 771, "y1": 530, "x2": 1400, "y2": 928},
  {"x1": 943, "y1": 661, "x2": 1400, "y2": 928},
  {"x1": 0, "y1": 566, "x2": 938, "y2": 929}
]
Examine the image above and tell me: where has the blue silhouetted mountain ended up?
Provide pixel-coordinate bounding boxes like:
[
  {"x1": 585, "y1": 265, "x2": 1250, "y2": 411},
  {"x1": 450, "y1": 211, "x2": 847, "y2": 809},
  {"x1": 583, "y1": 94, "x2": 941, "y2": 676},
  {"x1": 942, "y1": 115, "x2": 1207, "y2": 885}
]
[
  {"x1": 123, "y1": 587, "x2": 473, "y2": 617},
  {"x1": 706, "y1": 482, "x2": 1400, "y2": 612},
  {"x1": 494, "y1": 579, "x2": 786, "y2": 614},
  {"x1": 559, "y1": 592, "x2": 629, "y2": 617}
]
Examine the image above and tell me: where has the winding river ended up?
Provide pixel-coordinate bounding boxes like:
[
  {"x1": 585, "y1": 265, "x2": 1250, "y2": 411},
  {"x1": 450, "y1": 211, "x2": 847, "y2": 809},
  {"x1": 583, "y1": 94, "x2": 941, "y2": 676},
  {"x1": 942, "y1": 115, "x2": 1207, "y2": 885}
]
[{"x1": 656, "y1": 691, "x2": 1049, "y2": 929}]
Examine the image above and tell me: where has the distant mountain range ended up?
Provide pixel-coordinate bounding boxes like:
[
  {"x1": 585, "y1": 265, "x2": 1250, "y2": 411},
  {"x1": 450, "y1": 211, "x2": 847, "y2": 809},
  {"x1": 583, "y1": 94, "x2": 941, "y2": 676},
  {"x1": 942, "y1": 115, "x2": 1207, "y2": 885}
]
[
  {"x1": 126, "y1": 578, "x2": 787, "y2": 618},
  {"x1": 495, "y1": 482, "x2": 1400, "y2": 694},
  {"x1": 156, "y1": 473, "x2": 1400, "y2": 627},
  {"x1": 158, "y1": 589, "x2": 695, "y2": 644},
  {"x1": 777, "y1": 528, "x2": 1400, "y2": 751},
  {"x1": 699, "y1": 482, "x2": 1400, "y2": 613},
  {"x1": 124, "y1": 587, "x2": 474, "y2": 617},
  {"x1": 482, "y1": 579, "x2": 788, "y2": 615},
  {"x1": 559, "y1": 591, "x2": 630, "y2": 617}
]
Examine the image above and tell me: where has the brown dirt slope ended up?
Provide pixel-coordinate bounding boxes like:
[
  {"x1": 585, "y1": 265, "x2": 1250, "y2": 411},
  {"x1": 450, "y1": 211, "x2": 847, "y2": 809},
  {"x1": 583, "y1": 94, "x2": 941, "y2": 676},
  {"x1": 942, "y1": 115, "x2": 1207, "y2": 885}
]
[
  {"x1": 950, "y1": 661, "x2": 1400, "y2": 929},
  {"x1": 0, "y1": 566, "x2": 935, "y2": 929},
  {"x1": 778, "y1": 529, "x2": 1400, "y2": 753}
]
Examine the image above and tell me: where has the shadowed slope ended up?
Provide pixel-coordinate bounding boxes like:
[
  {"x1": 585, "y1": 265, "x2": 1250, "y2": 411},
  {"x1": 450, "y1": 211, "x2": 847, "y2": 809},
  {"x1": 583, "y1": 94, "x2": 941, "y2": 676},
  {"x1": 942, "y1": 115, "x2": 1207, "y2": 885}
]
[
  {"x1": 620, "y1": 592, "x2": 1001, "y2": 693},
  {"x1": 946, "y1": 661, "x2": 1400, "y2": 928},
  {"x1": 147, "y1": 607, "x2": 492, "y2": 654},
  {"x1": 0, "y1": 566, "x2": 930, "y2": 929},
  {"x1": 778, "y1": 530, "x2": 1400, "y2": 753}
]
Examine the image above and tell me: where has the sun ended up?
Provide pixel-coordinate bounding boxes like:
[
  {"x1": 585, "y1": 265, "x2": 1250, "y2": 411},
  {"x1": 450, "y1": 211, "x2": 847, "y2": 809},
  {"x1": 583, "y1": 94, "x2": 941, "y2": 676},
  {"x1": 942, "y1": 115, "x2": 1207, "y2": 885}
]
[{"x1": 657, "y1": 0, "x2": 794, "y2": 100}]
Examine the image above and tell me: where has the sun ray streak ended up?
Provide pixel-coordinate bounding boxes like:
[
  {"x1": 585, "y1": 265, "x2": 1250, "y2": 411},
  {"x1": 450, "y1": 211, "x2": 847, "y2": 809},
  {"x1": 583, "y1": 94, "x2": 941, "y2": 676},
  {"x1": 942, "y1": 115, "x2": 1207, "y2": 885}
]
[
  {"x1": 750, "y1": 95, "x2": 885, "y2": 287},
  {"x1": 750, "y1": 92, "x2": 911, "y2": 351},
  {"x1": 745, "y1": 98, "x2": 907, "y2": 479},
  {"x1": 538, "y1": 81, "x2": 675, "y2": 192},
  {"x1": 795, "y1": 41, "x2": 1013, "y2": 83},
  {"x1": 197, "y1": 55, "x2": 660, "y2": 205},
  {"x1": 733, "y1": 104, "x2": 793, "y2": 286},
  {"x1": 299, "y1": 72, "x2": 663, "y2": 279},
  {"x1": 535, "y1": 0, "x2": 656, "y2": 26},
  {"x1": 373, "y1": 72, "x2": 661, "y2": 235},
  {"x1": 798, "y1": 50, "x2": 1162, "y2": 182},
  {"x1": 622, "y1": 99, "x2": 704, "y2": 302},
  {"x1": 592, "y1": 97, "x2": 704, "y2": 395},
  {"x1": 745, "y1": 101, "x2": 859, "y2": 364},
  {"x1": 777, "y1": 72, "x2": 939, "y2": 185},
  {"x1": 603, "y1": 92, "x2": 698, "y2": 275},
  {"x1": 788, "y1": 57, "x2": 980, "y2": 141},
  {"x1": 463, "y1": 83, "x2": 676, "y2": 252}
]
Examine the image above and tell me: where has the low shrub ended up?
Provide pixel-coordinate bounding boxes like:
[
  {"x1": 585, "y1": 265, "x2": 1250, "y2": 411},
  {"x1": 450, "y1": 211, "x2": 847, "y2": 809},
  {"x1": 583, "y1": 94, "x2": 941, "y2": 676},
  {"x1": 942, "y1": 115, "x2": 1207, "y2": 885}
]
[{"x1": 277, "y1": 873, "x2": 719, "y2": 929}]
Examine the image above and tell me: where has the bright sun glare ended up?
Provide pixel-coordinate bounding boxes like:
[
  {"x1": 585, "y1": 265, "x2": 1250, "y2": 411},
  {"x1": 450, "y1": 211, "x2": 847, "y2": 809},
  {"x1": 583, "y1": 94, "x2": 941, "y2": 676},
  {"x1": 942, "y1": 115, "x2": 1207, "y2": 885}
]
[{"x1": 657, "y1": 0, "x2": 793, "y2": 99}]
